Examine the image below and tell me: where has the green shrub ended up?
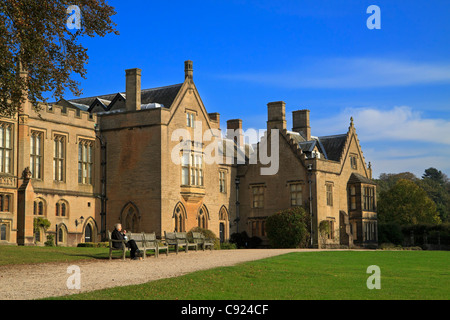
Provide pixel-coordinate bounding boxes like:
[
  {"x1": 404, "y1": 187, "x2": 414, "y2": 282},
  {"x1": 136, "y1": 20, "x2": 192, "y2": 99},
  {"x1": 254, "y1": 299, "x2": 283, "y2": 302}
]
[
  {"x1": 188, "y1": 227, "x2": 220, "y2": 250},
  {"x1": 219, "y1": 242, "x2": 237, "y2": 250},
  {"x1": 229, "y1": 231, "x2": 262, "y2": 248},
  {"x1": 265, "y1": 206, "x2": 310, "y2": 248},
  {"x1": 44, "y1": 234, "x2": 55, "y2": 247}
]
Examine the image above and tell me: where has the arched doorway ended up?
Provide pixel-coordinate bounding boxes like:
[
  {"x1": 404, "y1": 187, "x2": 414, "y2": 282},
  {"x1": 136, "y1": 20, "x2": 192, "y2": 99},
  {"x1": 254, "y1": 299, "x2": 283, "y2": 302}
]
[{"x1": 85, "y1": 224, "x2": 92, "y2": 243}]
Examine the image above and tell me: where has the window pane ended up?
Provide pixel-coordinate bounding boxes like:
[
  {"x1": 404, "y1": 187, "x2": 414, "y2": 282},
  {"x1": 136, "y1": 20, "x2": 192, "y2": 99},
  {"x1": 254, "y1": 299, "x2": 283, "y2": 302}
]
[
  {"x1": 0, "y1": 128, "x2": 3, "y2": 148},
  {"x1": 36, "y1": 135, "x2": 41, "y2": 155},
  {"x1": 182, "y1": 167, "x2": 189, "y2": 185},
  {"x1": 5, "y1": 127, "x2": 11, "y2": 148},
  {"x1": 5, "y1": 150, "x2": 10, "y2": 173}
]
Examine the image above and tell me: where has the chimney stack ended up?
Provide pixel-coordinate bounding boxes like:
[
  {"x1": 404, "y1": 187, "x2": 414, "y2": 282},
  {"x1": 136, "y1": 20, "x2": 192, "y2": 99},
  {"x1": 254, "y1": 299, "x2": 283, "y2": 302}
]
[
  {"x1": 227, "y1": 119, "x2": 244, "y2": 148},
  {"x1": 292, "y1": 109, "x2": 311, "y2": 141},
  {"x1": 185, "y1": 60, "x2": 193, "y2": 80},
  {"x1": 125, "y1": 68, "x2": 142, "y2": 111},
  {"x1": 267, "y1": 101, "x2": 286, "y2": 131}
]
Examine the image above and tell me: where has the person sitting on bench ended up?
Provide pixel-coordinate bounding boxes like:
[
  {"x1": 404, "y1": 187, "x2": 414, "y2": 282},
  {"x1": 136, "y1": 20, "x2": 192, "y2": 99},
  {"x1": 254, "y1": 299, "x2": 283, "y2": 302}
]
[{"x1": 111, "y1": 223, "x2": 140, "y2": 260}]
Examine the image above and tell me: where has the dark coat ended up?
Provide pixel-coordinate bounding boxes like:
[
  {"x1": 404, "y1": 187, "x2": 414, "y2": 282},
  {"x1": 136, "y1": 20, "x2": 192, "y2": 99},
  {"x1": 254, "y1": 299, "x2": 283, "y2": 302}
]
[{"x1": 111, "y1": 229, "x2": 126, "y2": 249}]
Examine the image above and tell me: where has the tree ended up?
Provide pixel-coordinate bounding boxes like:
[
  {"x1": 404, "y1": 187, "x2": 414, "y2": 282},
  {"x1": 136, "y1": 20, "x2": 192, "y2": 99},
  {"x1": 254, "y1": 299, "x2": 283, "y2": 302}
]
[
  {"x1": 378, "y1": 179, "x2": 441, "y2": 225},
  {"x1": 419, "y1": 168, "x2": 450, "y2": 223},
  {"x1": 265, "y1": 206, "x2": 310, "y2": 248},
  {"x1": 422, "y1": 167, "x2": 448, "y2": 186},
  {"x1": 0, "y1": 0, "x2": 118, "y2": 116}
]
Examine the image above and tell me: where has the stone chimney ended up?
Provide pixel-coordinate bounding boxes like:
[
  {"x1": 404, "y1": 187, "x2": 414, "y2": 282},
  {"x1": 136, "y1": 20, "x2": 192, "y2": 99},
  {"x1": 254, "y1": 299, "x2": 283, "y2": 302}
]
[
  {"x1": 227, "y1": 119, "x2": 244, "y2": 147},
  {"x1": 267, "y1": 101, "x2": 286, "y2": 131},
  {"x1": 125, "y1": 68, "x2": 142, "y2": 111},
  {"x1": 185, "y1": 60, "x2": 193, "y2": 80},
  {"x1": 292, "y1": 109, "x2": 311, "y2": 141}
]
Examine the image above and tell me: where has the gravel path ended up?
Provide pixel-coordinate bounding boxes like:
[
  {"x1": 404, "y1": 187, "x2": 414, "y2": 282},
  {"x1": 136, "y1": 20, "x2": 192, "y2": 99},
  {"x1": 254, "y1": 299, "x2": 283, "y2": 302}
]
[{"x1": 0, "y1": 249, "x2": 319, "y2": 300}]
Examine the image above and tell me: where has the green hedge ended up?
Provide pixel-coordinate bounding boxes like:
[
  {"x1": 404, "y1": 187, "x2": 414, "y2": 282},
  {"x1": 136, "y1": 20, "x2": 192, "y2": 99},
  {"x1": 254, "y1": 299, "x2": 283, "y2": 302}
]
[
  {"x1": 77, "y1": 242, "x2": 109, "y2": 248},
  {"x1": 378, "y1": 223, "x2": 450, "y2": 246},
  {"x1": 265, "y1": 206, "x2": 309, "y2": 248}
]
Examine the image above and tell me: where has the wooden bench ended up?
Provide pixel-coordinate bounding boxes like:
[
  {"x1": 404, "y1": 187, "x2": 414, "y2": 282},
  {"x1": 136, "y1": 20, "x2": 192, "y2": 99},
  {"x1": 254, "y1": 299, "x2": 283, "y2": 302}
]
[
  {"x1": 192, "y1": 232, "x2": 214, "y2": 251},
  {"x1": 108, "y1": 230, "x2": 127, "y2": 260},
  {"x1": 177, "y1": 232, "x2": 198, "y2": 252},
  {"x1": 126, "y1": 232, "x2": 146, "y2": 259},
  {"x1": 164, "y1": 231, "x2": 187, "y2": 254},
  {"x1": 143, "y1": 232, "x2": 169, "y2": 258}
]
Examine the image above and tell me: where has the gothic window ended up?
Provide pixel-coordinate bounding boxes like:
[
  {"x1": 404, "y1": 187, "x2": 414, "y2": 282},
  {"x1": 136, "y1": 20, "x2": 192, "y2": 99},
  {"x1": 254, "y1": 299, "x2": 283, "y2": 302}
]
[
  {"x1": 56, "y1": 200, "x2": 68, "y2": 217},
  {"x1": 198, "y1": 205, "x2": 208, "y2": 229},
  {"x1": 0, "y1": 123, "x2": 13, "y2": 174},
  {"x1": 34, "y1": 199, "x2": 45, "y2": 216},
  {"x1": 53, "y1": 135, "x2": 65, "y2": 182},
  {"x1": 78, "y1": 140, "x2": 94, "y2": 185},
  {"x1": 174, "y1": 203, "x2": 186, "y2": 232},
  {"x1": 30, "y1": 131, "x2": 43, "y2": 179}
]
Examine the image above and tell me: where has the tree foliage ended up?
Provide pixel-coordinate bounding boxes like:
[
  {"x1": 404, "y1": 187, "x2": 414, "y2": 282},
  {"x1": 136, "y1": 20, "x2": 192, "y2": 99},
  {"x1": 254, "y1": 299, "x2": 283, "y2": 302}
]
[
  {"x1": 376, "y1": 168, "x2": 450, "y2": 223},
  {"x1": 378, "y1": 179, "x2": 441, "y2": 225},
  {"x1": 0, "y1": 0, "x2": 118, "y2": 116}
]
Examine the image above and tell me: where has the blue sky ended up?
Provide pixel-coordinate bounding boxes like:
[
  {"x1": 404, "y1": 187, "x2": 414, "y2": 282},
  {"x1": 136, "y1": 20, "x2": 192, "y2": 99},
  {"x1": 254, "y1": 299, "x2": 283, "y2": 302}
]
[{"x1": 64, "y1": 0, "x2": 450, "y2": 178}]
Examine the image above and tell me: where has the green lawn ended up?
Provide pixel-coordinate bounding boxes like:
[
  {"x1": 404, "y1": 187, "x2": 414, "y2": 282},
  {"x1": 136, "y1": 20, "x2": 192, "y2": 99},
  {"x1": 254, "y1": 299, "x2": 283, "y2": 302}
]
[
  {"x1": 0, "y1": 245, "x2": 116, "y2": 265},
  {"x1": 47, "y1": 251, "x2": 449, "y2": 300}
]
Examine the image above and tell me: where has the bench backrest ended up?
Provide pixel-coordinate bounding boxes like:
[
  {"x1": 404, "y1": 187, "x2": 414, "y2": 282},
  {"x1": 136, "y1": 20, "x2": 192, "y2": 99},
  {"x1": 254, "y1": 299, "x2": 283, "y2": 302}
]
[
  {"x1": 176, "y1": 232, "x2": 188, "y2": 240},
  {"x1": 143, "y1": 233, "x2": 157, "y2": 249},
  {"x1": 164, "y1": 231, "x2": 178, "y2": 244}
]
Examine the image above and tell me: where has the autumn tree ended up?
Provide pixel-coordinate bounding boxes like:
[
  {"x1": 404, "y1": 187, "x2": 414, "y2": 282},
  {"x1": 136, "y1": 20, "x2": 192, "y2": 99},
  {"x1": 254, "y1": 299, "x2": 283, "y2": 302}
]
[
  {"x1": 0, "y1": 0, "x2": 118, "y2": 116},
  {"x1": 378, "y1": 179, "x2": 441, "y2": 225}
]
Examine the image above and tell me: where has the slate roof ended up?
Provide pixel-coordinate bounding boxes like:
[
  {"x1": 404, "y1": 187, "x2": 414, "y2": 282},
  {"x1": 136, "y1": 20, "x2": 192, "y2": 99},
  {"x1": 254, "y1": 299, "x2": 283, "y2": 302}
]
[
  {"x1": 62, "y1": 83, "x2": 183, "y2": 112},
  {"x1": 348, "y1": 172, "x2": 376, "y2": 185},
  {"x1": 316, "y1": 134, "x2": 348, "y2": 162}
]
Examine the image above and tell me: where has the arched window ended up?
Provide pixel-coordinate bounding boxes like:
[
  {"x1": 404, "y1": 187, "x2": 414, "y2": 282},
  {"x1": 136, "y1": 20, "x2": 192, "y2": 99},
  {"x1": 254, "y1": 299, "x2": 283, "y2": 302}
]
[
  {"x1": 198, "y1": 205, "x2": 209, "y2": 229},
  {"x1": 173, "y1": 203, "x2": 186, "y2": 232},
  {"x1": 34, "y1": 198, "x2": 46, "y2": 216},
  {"x1": 55, "y1": 200, "x2": 69, "y2": 217},
  {"x1": 121, "y1": 203, "x2": 140, "y2": 233}
]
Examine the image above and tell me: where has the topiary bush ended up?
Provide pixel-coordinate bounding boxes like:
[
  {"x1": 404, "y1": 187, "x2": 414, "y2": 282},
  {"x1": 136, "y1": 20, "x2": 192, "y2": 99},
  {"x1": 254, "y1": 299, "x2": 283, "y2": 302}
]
[{"x1": 265, "y1": 206, "x2": 310, "y2": 248}]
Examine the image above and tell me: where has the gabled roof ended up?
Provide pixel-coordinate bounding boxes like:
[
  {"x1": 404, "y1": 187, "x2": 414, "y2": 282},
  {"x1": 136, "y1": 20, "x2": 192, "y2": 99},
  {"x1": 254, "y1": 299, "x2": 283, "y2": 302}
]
[
  {"x1": 316, "y1": 134, "x2": 348, "y2": 162},
  {"x1": 63, "y1": 83, "x2": 183, "y2": 113}
]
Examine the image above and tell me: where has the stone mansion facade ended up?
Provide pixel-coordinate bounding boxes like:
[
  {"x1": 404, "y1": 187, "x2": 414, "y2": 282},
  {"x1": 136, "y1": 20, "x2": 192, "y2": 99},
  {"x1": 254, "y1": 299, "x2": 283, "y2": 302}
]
[{"x1": 0, "y1": 61, "x2": 377, "y2": 248}]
